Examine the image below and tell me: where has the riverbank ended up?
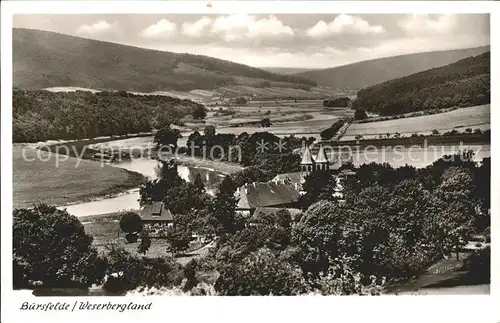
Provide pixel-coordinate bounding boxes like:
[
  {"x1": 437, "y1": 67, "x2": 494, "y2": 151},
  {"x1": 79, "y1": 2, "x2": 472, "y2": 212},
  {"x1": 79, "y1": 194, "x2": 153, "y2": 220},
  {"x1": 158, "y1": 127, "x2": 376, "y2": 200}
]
[{"x1": 13, "y1": 146, "x2": 145, "y2": 209}]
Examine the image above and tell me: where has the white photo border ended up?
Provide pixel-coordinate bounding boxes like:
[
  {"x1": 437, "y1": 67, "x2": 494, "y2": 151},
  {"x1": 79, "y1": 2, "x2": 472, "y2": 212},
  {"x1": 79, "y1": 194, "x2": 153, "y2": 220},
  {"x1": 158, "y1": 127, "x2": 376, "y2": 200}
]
[{"x1": 1, "y1": 1, "x2": 498, "y2": 323}]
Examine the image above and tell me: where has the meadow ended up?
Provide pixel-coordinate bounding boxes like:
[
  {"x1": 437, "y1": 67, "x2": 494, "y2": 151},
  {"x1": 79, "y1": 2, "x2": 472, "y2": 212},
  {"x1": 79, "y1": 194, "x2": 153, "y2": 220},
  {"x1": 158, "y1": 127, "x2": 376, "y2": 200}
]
[
  {"x1": 341, "y1": 105, "x2": 490, "y2": 141},
  {"x1": 13, "y1": 146, "x2": 144, "y2": 208}
]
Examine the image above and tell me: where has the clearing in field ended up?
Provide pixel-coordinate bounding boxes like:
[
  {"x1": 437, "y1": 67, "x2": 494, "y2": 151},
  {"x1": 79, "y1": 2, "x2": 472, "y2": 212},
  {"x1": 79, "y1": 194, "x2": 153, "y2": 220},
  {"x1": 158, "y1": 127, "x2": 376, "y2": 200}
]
[
  {"x1": 342, "y1": 105, "x2": 490, "y2": 140},
  {"x1": 13, "y1": 146, "x2": 144, "y2": 208}
]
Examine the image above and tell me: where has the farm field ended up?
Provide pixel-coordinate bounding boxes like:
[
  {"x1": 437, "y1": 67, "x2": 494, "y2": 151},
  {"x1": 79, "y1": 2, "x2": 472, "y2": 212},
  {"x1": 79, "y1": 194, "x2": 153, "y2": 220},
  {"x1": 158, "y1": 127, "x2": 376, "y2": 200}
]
[
  {"x1": 341, "y1": 105, "x2": 490, "y2": 140},
  {"x1": 44, "y1": 86, "x2": 346, "y2": 103},
  {"x1": 13, "y1": 146, "x2": 144, "y2": 208}
]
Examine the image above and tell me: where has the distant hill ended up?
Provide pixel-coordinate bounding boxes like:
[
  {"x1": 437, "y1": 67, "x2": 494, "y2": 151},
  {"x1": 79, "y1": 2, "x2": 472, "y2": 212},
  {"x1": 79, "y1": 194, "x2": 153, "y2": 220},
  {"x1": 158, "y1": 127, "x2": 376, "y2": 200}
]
[
  {"x1": 13, "y1": 28, "x2": 316, "y2": 93},
  {"x1": 295, "y1": 46, "x2": 490, "y2": 90},
  {"x1": 352, "y1": 52, "x2": 490, "y2": 116},
  {"x1": 262, "y1": 67, "x2": 319, "y2": 75}
]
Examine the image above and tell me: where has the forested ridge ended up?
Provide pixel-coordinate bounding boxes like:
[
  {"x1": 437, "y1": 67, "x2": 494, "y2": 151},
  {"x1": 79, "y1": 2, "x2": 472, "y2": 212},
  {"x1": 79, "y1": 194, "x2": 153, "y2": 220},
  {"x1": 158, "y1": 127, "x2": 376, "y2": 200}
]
[
  {"x1": 295, "y1": 46, "x2": 489, "y2": 90},
  {"x1": 352, "y1": 52, "x2": 490, "y2": 116},
  {"x1": 13, "y1": 89, "x2": 206, "y2": 142},
  {"x1": 13, "y1": 28, "x2": 316, "y2": 92}
]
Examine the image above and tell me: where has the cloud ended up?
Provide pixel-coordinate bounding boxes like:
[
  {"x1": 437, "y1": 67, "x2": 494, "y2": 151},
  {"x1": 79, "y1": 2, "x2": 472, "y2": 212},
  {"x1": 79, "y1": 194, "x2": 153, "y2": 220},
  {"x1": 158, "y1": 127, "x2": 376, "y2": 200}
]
[
  {"x1": 76, "y1": 20, "x2": 116, "y2": 35},
  {"x1": 398, "y1": 14, "x2": 457, "y2": 35},
  {"x1": 182, "y1": 17, "x2": 212, "y2": 37},
  {"x1": 307, "y1": 14, "x2": 385, "y2": 38},
  {"x1": 210, "y1": 14, "x2": 294, "y2": 42},
  {"x1": 140, "y1": 19, "x2": 177, "y2": 39}
]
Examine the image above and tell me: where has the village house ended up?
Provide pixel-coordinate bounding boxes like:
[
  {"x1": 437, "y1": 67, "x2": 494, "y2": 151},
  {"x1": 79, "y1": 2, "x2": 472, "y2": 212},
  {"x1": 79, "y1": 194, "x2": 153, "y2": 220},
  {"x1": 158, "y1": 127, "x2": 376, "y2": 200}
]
[
  {"x1": 235, "y1": 181, "x2": 301, "y2": 216},
  {"x1": 139, "y1": 201, "x2": 174, "y2": 230}
]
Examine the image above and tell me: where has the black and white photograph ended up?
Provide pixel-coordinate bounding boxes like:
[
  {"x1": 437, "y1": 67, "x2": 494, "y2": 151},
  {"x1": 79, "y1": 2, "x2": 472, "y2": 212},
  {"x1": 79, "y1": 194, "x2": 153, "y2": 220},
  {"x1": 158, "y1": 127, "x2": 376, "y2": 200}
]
[{"x1": 1, "y1": 1, "x2": 497, "y2": 318}]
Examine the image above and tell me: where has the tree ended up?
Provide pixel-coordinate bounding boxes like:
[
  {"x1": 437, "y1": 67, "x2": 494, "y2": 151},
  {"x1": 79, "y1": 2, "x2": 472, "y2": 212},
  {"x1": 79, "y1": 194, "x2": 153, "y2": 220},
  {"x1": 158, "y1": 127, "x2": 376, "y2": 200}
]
[
  {"x1": 119, "y1": 212, "x2": 143, "y2": 243},
  {"x1": 234, "y1": 97, "x2": 247, "y2": 105},
  {"x1": 13, "y1": 204, "x2": 106, "y2": 289},
  {"x1": 193, "y1": 173, "x2": 205, "y2": 196},
  {"x1": 191, "y1": 105, "x2": 207, "y2": 119},
  {"x1": 203, "y1": 125, "x2": 216, "y2": 137},
  {"x1": 434, "y1": 167, "x2": 477, "y2": 260},
  {"x1": 166, "y1": 225, "x2": 193, "y2": 256},
  {"x1": 137, "y1": 230, "x2": 152, "y2": 254},
  {"x1": 260, "y1": 118, "x2": 271, "y2": 127},
  {"x1": 210, "y1": 176, "x2": 241, "y2": 237},
  {"x1": 354, "y1": 109, "x2": 368, "y2": 120},
  {"x1": 292, "y1": 200, "x2": 349, "y2": 276},
  {"x1": 154, "y1": 125, "x2": 181, "y2": 149}
]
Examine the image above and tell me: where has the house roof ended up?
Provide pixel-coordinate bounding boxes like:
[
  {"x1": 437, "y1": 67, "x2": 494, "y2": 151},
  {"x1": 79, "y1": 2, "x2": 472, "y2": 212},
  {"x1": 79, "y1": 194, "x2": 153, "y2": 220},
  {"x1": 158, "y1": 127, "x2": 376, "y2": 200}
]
[
  {"x1": 272, "y1": 172, "x2": 303, "y2": 184},
  {"x1": 236, "y1": 182, "x2": 301, "y2": 209},
  {"x1": 140, "y1": 202, "x2": 173, "y2": 222},
  {"x1": 315, "y1": 144, "x2": 329, "y2": 164},
  {"x1": 300, "y1": 146, "x2": 315, "y2": 165}
]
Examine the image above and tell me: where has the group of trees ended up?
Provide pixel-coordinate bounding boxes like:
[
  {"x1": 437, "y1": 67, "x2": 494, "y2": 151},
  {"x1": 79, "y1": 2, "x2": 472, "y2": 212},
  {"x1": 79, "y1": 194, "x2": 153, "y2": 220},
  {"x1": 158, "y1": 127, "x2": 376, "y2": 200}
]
[
  {"x1": 320, "y1": 120, "x2": 345, "y2": 140},
  {"x1": 13, "y1": 89, "x2": 207, "y2": 142},
  {"x1": 323, "y1": 97, "x2": 351, "y2": 108},
  {"x1": 352, "y1": 52, "x2": 490, "y2": 116},
  {"x1": 296, "y1": 152, "x2": 490, "y2": 279},
  {"x1": 182, "y1": 127, "x2": 315, "y2": 170}
]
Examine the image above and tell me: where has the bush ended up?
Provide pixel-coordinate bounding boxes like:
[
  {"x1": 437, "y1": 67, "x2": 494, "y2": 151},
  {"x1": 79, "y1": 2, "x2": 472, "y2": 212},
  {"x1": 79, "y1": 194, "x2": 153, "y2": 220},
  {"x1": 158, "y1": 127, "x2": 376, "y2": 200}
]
[
  {"x1": 104, "y1": 247, "x2": 183, "y2": 293},
  {"x1": 125, "y1": 233, "x2": 139, "y2": 243},
  {"x1": 119, "y1": 212, "x2": 143, "y2": 234},
  {"x1": 13, "y1": 204, "x2": 106, "y2": 289},
  {"x1": 215, "y1": 248, "x2": 310, "y2": 295}
]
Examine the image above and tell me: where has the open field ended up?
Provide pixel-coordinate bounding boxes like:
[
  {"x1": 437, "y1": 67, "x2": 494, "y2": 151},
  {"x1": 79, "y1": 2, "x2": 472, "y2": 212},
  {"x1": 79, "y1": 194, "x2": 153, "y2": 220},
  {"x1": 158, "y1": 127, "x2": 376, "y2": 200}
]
[
  {"x1": 13, "y1": 146, "x2": 144, "y2": 208},
  {"x1": 341, "y1": 105, "x2": 490, "y2": 141}
]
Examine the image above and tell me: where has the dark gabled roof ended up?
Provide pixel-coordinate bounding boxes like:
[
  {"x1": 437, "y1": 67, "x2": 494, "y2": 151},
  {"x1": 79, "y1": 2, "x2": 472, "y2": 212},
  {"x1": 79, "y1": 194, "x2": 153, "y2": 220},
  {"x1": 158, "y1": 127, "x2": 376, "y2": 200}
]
[
  {"x1": 236, "y1": 182, "x2": 300, "y2": 209},
  {"x1": 140, "y1": 202, "x2": 173, "y2": 222}
]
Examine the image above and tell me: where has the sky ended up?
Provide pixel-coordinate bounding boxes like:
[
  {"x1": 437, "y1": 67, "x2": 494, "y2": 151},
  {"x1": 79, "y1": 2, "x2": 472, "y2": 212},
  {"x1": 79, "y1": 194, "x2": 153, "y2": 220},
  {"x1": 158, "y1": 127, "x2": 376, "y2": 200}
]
[{"x1": 13, "y1": 14, "x2": 490, "y2": 68}]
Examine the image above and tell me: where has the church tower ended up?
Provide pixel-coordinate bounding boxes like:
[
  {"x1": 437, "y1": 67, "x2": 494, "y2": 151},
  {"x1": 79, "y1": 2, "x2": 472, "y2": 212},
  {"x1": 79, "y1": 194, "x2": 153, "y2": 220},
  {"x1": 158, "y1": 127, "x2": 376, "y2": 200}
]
[
  {"x1": 314, "y1": 144, "x2": 329, "y2": 171},
  {"x1": 300, "y1": 145, "x2": 315, "y2": 174}
]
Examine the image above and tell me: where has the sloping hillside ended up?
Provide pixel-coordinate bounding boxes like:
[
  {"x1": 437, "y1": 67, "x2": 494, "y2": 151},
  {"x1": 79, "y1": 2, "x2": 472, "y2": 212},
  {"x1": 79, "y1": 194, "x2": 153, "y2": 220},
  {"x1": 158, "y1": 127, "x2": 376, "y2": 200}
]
[
  {"x1": 262, "y1": 67, "x2": 319, "y2": 75},
  {"x1": 352, "y1": 52, "x2": 490, "y2": 116},
  {"x1": 295, "y1": 46, "x2": 490, "y2": 90},
  {"x1": 13, "y1": 28, "x2": 316, "y2": 92}
]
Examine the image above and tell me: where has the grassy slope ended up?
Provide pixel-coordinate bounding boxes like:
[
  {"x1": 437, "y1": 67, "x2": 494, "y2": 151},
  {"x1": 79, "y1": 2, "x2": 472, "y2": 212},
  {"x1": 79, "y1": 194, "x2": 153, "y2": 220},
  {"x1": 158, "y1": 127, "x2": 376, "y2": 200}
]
[
  {"x1": 296, "y1": 46, "x2": 490, "y2": 90},
  {"x1": 13, "y1": 28, "x2": 315, "y2": 92},
  {"x1": 13, "y1": 146, "x2": 144, "y2": 208}
]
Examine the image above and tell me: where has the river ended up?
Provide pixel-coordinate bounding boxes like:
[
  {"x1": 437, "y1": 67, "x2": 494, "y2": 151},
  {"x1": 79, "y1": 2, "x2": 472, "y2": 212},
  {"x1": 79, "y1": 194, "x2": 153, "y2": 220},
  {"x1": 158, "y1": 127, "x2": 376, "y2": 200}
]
[{"x1": 62, "y1": 158, "x2": 226, "y2": 217}]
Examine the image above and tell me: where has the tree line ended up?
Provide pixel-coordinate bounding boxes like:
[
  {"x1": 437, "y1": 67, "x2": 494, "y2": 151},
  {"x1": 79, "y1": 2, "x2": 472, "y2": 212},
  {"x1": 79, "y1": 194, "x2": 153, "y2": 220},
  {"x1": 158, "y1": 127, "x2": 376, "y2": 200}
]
[
  {"x1": 13, "y1": 89, "x2": 207, "y2": 142},
  {"x1": 352, "y1": 52, "x2": 490, "y2": 116}
]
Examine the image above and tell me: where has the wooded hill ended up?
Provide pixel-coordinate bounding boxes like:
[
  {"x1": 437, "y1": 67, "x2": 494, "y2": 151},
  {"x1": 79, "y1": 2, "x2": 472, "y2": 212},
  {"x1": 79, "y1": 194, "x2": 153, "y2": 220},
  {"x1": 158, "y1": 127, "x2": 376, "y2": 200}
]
[
  {"x1": 13, "y1": 28, "x2": 316, "y2": 92},
  {"x1": 352, "y1": 52, "x2": 490, "y2": 116},
  {"x1": 13, "y1": 89, "x2": 206, "y2": 142},
  {"x1": 295, "y1": 46, "x2": 489, "y2": 90}
]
